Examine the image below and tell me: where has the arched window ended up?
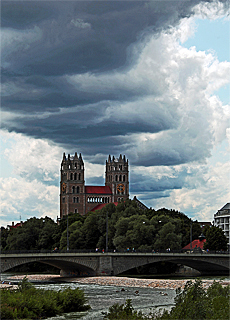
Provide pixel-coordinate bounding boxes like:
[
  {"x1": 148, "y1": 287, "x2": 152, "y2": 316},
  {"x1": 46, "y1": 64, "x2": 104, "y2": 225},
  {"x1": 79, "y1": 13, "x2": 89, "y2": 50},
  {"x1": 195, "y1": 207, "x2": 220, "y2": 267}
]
[
  {"x1": 76, "y1": 186, "x2": 80, "y2": 193},
  {"x1": 119, "y1": 175, "x2": 122, "y2": 181},
  {"x1": 115, "y1": 175, "x2": 118, "y2": 181},
  {"x1": 123, "y1": 175, "x2": 126, "y2": 182},
  {"x1": 74, "y1": 209, "x2": 78, "y2": 213},
  {"x1": 72, "y1": 186, "x2": 75, "y2": 193},
  {"x1": 76, "y1": 197, "x2": 79, "y2": 203},
  {"x1": 62, "y1": 197, "x2": 65, "y2": 203},
  {"x1": 87, "y1": 197, "x2": 90, "y2": 203},
  {"x1": 74, "y1": 173, "x2": 77, "y2": 180},
  {"x1": 73, "y1": 197, "x2": 75, "y2": 203},
  {"x1": 70, "y1": 173, "x2": 73, "y2": 180}
]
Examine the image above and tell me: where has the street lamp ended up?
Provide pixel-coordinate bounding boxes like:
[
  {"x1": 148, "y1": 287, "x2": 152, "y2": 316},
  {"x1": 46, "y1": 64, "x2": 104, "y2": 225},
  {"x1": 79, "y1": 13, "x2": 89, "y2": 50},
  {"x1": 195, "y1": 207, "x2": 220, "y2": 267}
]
[{"x1": 106, "y1": 211, "x2": 108, "y2": 253}]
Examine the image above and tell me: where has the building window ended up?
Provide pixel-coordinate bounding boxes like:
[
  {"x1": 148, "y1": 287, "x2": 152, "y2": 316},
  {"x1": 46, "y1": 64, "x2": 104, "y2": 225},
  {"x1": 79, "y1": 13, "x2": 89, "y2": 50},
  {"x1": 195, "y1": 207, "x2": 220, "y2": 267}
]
[
  {"x1": 70, "y1": 173, "x2": 73, "y2": 180},
  {"x1": 79, "y1": 173, "x2": 81, "y2": 180},
  {"x1": 123, "y1": 175, "x2": 126, "y2": 182},
  {"x1": 76, "y1": 186, "x2": 80, "y2": 193},
  {"x1": 72, "y1": 186, "x2": 75, "y2": 193},
  {"x1": 119, "y1": 175, "x2": 122, "y2": 181},
  {"x1": 74, "y1": 173, "x2": 77, "y2": 180},
  {"x1": 74, "y1": 209, "x2": 78, "y2": 213},
  {"x1": 63, "y1": 197, "x2": 65, "y2": 203}
]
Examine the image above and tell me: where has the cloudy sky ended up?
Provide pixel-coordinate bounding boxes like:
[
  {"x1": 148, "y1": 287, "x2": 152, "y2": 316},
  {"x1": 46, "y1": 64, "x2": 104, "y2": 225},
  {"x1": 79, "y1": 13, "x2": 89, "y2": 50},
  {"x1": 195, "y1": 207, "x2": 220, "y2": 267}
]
[{"x1": 1, "y1": 0, "x2": 229, "y2": 227}]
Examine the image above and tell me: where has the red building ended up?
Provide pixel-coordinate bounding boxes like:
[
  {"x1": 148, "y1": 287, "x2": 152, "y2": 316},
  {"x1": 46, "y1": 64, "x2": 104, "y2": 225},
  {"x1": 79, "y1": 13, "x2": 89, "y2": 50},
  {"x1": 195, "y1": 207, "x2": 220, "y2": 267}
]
[{"x1": 60, "y1": 153, "x2": 129, "y2": 218}]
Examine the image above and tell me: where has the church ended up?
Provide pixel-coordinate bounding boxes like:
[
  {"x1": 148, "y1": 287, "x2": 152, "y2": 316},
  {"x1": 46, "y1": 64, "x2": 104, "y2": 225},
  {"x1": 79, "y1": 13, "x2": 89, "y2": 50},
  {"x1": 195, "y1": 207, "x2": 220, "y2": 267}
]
[{"x1": 60, "y1": 153, "x2": 129, "y2": 217}]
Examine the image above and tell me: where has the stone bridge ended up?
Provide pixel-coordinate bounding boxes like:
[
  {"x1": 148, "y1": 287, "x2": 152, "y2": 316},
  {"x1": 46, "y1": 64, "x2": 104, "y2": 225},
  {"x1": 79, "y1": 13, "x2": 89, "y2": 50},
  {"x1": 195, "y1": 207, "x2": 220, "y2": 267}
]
[{"x1": 1, "y1": 252, "x2": 229, "y2": 277}]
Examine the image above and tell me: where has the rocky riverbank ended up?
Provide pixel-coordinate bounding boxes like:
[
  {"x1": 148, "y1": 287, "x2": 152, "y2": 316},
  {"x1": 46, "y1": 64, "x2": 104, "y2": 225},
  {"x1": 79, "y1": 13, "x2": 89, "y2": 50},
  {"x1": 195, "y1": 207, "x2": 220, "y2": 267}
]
[{"x1": 3, "y1": 274, "x2": 230, "y2": 290}]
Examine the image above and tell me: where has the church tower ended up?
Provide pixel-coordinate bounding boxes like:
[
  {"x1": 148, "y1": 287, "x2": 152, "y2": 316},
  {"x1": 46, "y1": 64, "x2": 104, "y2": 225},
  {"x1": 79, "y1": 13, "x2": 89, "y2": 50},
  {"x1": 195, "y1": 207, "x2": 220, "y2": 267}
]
[
  {"x1": 105, "y1": 155, "x2": 129, "y2": 202},
  {"x1": 60, "y1": 152, "x2": 85, "y2": 218}
]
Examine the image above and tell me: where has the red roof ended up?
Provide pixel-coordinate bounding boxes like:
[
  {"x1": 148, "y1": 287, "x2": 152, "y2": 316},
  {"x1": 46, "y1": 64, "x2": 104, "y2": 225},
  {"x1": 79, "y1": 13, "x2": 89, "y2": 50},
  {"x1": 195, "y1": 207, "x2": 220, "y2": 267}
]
[
  {"x1": 182, "y1": 239, "x2": 206, "y2": 250},
  {"x1": 91, "y1": 202, "x2": 119, "y2": 212},
  {"x1": 85, "y1": 186, "x2": 112, "y2": 194}
]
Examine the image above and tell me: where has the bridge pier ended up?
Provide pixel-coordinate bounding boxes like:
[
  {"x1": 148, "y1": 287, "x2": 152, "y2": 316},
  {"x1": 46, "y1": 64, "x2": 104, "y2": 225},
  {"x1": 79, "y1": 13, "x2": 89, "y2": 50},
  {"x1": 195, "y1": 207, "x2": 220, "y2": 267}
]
[{"x1": 97, "y1": 255, "x2": 114, "y2": 276}]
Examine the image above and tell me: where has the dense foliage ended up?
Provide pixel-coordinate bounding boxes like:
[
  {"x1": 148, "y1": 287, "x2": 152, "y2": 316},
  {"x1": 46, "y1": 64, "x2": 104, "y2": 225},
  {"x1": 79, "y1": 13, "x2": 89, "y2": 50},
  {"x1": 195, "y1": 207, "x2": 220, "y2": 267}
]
[
  {"x1": 103, "y1": 280, "x2": 230, "y2": 320},
  {"x1": 1, "y1": 200, "x2": 204, "y2": 253},
  {"x1": 1, "y1": 277, "x2": 90, "y2": 320},
  {"x1": 203, "y1": 225, "x2": 228, "y2": 251}
]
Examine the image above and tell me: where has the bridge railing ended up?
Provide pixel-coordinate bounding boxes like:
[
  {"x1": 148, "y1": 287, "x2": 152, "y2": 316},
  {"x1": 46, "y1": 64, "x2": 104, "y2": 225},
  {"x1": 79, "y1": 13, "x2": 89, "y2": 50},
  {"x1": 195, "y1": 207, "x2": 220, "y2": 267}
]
[{"x1": 1, "y1": 249, "x2": 229, "y2": 254}]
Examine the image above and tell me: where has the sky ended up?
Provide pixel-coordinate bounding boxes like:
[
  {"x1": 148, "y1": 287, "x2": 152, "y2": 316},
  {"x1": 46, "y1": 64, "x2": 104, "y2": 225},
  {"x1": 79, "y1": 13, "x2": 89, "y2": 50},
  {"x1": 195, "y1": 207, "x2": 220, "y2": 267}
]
[{"x1": 1, "y1": 0, "x2": 229, "y2": 227}]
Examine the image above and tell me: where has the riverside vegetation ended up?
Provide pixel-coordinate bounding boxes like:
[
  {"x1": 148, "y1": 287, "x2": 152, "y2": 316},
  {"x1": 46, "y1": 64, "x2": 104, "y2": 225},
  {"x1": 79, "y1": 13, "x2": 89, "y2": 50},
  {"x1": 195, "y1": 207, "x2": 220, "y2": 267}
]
[
  {"x1": 1, "y1": 277, "x2": 90, "y2": 320},
  {"x1": 103, "y1": 279, "x2": 230, "y2": 320},
  {"x1": 1, "y1": 200, "x2": 227, "y2": 256}
]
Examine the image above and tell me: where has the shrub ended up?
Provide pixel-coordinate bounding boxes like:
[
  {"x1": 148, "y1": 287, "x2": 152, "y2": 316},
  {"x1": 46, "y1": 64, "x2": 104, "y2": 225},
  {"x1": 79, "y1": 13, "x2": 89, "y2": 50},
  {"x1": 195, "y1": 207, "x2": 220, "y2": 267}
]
[{"x1": 1, "y1": 277, "x2": 90, "y2": 319}]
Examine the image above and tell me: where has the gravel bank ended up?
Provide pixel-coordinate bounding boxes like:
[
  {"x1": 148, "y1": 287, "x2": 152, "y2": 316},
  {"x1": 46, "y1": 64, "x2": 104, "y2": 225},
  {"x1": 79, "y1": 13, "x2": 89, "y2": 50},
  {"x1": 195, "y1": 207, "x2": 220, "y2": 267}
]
[{"x1": 6, "y1": 275, "x2": 230, "y2": 290}]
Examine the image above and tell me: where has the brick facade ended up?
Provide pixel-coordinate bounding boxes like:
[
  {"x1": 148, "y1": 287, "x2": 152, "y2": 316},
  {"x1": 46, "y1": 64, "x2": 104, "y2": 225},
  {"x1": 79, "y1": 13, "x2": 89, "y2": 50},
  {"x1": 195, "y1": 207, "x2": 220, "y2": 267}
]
[{"x1": 60, "y1": 153, "x2": 129, "y2": 218}]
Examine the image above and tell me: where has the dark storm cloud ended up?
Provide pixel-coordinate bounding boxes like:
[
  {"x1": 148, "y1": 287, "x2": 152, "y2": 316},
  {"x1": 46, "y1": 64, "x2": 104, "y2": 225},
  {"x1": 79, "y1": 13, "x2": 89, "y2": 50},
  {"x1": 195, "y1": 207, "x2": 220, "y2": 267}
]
[
  {"x1": 2, "y1": 1, "x2": 201, "y2": 76},
  {"x1": 2, "y1": 0, "x2": 228, "y2": 169}
]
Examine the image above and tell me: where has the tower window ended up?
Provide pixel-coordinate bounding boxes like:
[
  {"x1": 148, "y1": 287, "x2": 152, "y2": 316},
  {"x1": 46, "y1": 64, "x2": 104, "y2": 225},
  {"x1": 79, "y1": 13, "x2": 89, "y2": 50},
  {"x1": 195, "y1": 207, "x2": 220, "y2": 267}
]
[
  {"x1": 115, "y1": 175, "x2": 118, "y2": 181},
  {"x1": 79, "y1": 173, "x2": 81, "y2": 180},
  {"x1": 63, "y1": 197, "x2": 65, "y2": 203},
  {"x1": 76, "y1": 186, "x2": 80, "y2": 193},
  {"x1": 70, "y1": 173, "x2": 73, "y2": 180},
  {"x1": 74, "y1": 173, "x2": 77, "y2": 180},
  {"x1": 72, "y1": 186, "x2": 75, "y2": 193},
  {"x1": 119, "y1": 175, "x2": 122, "y2": 181},
  {"x1": 123, "y1": 175, "x2": 126, "y2": 182}
]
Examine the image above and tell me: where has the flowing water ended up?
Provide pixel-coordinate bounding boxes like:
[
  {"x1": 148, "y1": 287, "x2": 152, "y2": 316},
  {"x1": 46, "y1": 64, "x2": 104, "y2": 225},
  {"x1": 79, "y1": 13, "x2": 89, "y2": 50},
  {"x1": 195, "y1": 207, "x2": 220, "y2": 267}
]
[
  {"x1": 1, "y1": 273, "x2": 176, "y2": 319},
  {"x1": 2, "y1": 273, "x2": 229, "y2": 320},
  {"x1": 39, "y1": 282, "x2": 176, "y2": 319}
]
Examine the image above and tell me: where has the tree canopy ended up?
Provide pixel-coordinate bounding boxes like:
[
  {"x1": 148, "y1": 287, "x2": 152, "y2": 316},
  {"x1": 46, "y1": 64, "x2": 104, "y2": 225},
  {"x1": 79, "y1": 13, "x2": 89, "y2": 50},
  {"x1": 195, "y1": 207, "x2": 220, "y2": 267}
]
[
  {"x1": 1, "y1": 200, "x2": 209, "y2": 253},
  {"x1": 203, "y1": 226, "x2": 228, "y2": 251}
]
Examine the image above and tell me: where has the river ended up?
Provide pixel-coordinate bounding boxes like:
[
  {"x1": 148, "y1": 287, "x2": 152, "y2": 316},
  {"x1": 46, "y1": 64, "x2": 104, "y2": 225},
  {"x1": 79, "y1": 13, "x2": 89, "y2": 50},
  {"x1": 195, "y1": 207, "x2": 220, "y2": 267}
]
[{"x1": 1, "y1": 273, "x2": 229, "y2": 320}]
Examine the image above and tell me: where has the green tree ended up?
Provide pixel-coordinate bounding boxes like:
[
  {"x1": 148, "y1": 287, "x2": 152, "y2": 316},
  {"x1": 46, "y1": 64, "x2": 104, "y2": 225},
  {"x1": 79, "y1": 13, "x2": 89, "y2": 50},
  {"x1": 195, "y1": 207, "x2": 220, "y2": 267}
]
[
  {"x1": 6, "y1": 217, "x2": 58, "y2": 251},
  {"x1": 153, "y1": 221, "x2": 182, "y2": 250},
  {"x1": 0, "y1": 227, "x2": 9, "y2": 252},
  {"x1": 203, "y1": 226, "x2": 228, "y2": 251}
]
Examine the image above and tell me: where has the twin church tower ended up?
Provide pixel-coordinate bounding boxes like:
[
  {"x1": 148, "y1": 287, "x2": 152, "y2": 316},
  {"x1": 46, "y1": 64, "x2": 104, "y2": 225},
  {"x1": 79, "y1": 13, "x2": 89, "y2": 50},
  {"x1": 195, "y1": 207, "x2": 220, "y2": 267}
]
[{"x1": 60, "y1": 153, "x2": 129, "y2": 217}]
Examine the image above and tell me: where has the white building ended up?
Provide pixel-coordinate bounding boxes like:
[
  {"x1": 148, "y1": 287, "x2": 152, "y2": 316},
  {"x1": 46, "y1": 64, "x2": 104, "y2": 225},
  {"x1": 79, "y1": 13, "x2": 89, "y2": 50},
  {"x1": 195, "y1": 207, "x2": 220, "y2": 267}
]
[{"x1": 214, "y1": 203, "x2": 230, "y2": 250}]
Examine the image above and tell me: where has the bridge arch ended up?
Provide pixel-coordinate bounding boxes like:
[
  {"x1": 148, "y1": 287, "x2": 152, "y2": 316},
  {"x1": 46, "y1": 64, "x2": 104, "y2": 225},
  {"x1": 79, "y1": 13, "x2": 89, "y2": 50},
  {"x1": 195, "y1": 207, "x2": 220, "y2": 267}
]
[
  {"x1": 112, "y1": 255, "x2": 229, "y2": 276},
  {"x1": 1, "y1": 255, "x2": 97, "y2": 277}
]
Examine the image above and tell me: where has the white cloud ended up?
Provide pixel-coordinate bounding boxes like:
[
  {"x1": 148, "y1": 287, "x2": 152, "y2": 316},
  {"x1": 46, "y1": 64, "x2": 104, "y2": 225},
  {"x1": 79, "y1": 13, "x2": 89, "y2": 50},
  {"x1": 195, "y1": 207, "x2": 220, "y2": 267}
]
[
  {"x1": 71, "y1": 19, "x2": 91, "y2": 29},
  {"x1": 133, "y1": 159, "x2": 230, "y2": 222},
  {"x1": 0, "y1": 176, "x2": 59, "y2": 226},
  {"x1": 194, "y1": 0, "x2": 230, "y2": 20},
  {"x1": 2, "y1": 130, "x2": 63, "y2": 182}
]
